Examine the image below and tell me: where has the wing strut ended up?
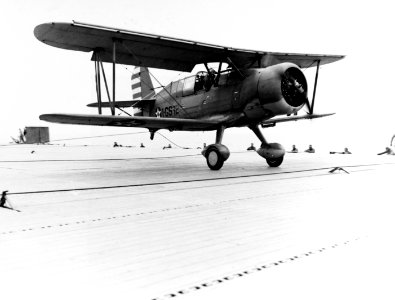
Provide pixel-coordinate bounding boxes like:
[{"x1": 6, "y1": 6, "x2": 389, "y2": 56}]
[
  {"x1": 310, "y1": 60, "x2": 321, "y2": 114},
  {"x1": 111, "y1": 39, "x2": 117, "y2": 116},
  {"x1": 93, "y1": 46, "x2": 119, "y2": 116},
  {"x1": 214, "y1": 61, "x2": 222, "y2": 87},
  {"x1": 226, "y1": 57, "x2": 245, "y2": 78},
  {"x1": 94, "y1": 53, "x2": 102, "y2": 114},
  {"x1": 99, "y1": 60, "x2": 112, "y2": 111}
]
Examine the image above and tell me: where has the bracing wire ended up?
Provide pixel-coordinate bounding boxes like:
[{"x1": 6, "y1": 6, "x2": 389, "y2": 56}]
[
  {"x1": 120, "y1": 42, "x2": 192, "y2": 117},
  {"x1": 122, "y1": 65, "x2": 187, "y2": 113}
]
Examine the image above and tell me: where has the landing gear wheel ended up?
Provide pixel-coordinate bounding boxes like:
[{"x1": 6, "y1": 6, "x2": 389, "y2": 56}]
[
  {"x1": 206, "y1": 148, "x2": 224, "y2": 170},
  {"x1": 266, "y1": 156, "x2": 283, "y2": 167}
]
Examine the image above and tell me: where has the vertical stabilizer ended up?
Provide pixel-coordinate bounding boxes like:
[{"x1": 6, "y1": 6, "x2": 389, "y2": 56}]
[{"x1": 131, "y1": 67, "x2": 154, "y2": 100}]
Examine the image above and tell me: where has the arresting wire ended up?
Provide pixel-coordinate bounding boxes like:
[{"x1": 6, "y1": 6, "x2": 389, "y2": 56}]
[
  {"x1": 50, "y1": 131, "x2": 146, "y2": 142},
  {"x1": 157, "y1": 132, "x2": 191, "y2": 149}
]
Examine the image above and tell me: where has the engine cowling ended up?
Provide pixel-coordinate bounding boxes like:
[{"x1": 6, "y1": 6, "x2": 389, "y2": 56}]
[{"x1": 257, "y1": 63, "x2": 308, "y2": 115}]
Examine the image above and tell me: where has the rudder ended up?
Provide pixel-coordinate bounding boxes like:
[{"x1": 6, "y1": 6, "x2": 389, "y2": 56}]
[{"x1": 131, "y1": 67, "x2": 155, "y2": 100}]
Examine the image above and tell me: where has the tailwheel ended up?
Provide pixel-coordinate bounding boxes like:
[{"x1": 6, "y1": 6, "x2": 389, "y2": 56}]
[
  {"x1": 266, "y1": 156, "x2": 284, "y2": 167},
  {"x1": 206, "y1": 148, "x2": 224, "y2": 170}
]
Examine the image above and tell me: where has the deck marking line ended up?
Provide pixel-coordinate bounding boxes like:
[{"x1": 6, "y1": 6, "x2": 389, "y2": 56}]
[{"x1": 154, "y1": 237, "x2": 364, "y2": 299}]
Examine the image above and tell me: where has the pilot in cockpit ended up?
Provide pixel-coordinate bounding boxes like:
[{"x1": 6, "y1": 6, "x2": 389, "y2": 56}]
[
  {"x1": 195, "y1": 72, "x2": 205, "y2": 91},
  {"x1": 194, "y1": 68, "x2": 217, "y2": 92},
  {"x1": 204, "y1": 68, "x2": 216, "y2": 91}
]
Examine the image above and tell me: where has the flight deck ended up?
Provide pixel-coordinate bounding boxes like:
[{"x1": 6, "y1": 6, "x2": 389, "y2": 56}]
[{"x1": 0, "y1": 145, "x2": 394, "y2": 300}]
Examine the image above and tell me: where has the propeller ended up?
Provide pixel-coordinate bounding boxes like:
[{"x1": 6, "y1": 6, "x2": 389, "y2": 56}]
[{"x1": 281, "y1": 67, "x2": 308, "y2": 108}]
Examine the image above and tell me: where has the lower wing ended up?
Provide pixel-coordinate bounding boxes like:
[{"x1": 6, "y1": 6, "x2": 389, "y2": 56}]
[
  {"x1": 261, "y1": 113, "x2": 335, "y2": 127},
  {"x1": 39, "y1": 114, "x2": 220, "y2": 131},
  {"x1": 40, "y1": 112, "x2": 334, "y2": 131}
]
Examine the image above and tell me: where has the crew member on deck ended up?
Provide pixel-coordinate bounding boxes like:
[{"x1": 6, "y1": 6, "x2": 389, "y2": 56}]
[
  {"x1": 289, "y1": 145, "x2": 298, "y2": 153},
  {"x1": 305, "y1": 145, "x2": 315, "y2": 153},
  {"x1": 1, "y1": 191, "x2": 8, "y2": 208}
]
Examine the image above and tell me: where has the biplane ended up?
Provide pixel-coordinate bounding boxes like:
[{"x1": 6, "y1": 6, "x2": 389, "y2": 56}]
[{"x1": 34, "y1": 21, "x2": 344, "y2": 170}]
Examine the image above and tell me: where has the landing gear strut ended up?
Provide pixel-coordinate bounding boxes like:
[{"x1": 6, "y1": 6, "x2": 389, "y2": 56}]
[
  {"x1": 202, "y1": 126, "x2": 230, "y2": 170},
  {"x1": 249, "y1": 124, "x2": 285, "y2": 167}
]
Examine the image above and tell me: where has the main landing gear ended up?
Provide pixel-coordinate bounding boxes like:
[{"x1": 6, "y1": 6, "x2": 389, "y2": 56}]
[
  {"x1": 249, "y1": 124, "x2": 285, "y2": 167},
  {"x1": 202, "y1": 125, "x2": 285, "y2": 170},
  {"x1": 202, "y1": 126, "x2": 230, "y2": 170}
]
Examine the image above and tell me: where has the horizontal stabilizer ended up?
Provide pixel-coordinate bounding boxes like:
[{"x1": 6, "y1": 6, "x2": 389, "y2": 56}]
[
  {"x1": 87, "y1": 99, "x2": 155, "y2": 108},
  {"x1": 261, "y1": 113, "x2": 335, "y2": 127}
]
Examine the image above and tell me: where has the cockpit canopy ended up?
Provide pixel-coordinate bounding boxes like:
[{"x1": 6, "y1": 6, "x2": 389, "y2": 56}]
[{"x1": 156, "y1": 67, "x2": 239, "y2": 99}]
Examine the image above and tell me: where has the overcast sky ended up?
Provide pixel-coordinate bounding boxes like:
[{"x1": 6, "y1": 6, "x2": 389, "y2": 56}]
[{"x1": 1, "y1": 0, "x2": 394, "y2": 152}]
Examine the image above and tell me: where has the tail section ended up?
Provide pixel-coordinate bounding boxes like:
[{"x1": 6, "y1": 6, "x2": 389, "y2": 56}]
[
  {"x1": 87, "y1": 67, "x2": 155, "y2": 116},
  {"x1": 130, "y1": 67, "x2": 155, "y2": 116},
  {"x1": 131, "y1": 67, "x2": 155, "y2": 100}
]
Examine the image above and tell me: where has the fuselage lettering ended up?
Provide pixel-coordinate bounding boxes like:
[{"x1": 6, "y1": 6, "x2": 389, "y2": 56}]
[{"x1": 155, "y1": 105, "x2": 179, "y2": 117}]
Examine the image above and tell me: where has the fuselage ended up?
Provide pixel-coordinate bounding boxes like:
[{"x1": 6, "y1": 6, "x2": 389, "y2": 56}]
[{"x1": 148, "y1": 62, "x2": 308, "y2": 129}]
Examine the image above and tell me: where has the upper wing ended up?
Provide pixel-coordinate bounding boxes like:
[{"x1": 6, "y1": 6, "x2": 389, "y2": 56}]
[
  {"x1": 34, "y1": 21, "x2": 345, "y2": 72},
  {"x1": 39, "y1": 114, "x2": 220, "y2": 131}
]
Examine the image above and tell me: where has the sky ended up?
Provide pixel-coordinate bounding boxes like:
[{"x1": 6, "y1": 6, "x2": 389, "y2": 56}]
[{"x1": 1, "y1": 0, "x2": 394, "y2": 152}]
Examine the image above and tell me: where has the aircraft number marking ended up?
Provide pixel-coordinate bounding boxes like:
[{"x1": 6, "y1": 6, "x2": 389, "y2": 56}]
[{"x1": 156, "y1": 106, "x2": 179, "y2": 117}]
